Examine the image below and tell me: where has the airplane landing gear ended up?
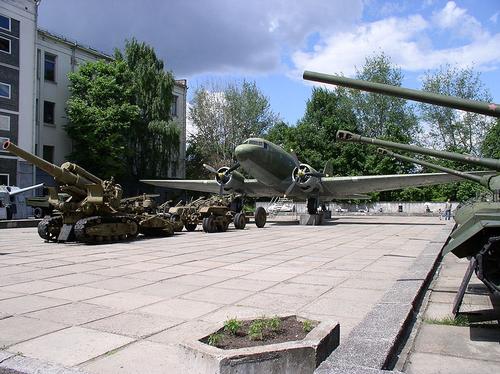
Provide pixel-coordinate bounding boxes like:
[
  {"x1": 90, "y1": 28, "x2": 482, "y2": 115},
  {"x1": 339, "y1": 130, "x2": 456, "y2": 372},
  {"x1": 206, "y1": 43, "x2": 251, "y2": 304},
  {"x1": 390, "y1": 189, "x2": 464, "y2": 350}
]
[{"x1": 307, "y1": 197, "x2": 318, "y2": 215}]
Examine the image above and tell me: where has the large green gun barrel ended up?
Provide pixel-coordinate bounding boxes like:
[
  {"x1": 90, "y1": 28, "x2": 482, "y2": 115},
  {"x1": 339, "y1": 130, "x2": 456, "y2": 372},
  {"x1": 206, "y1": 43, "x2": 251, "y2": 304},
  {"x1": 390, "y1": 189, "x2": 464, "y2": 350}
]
[
  {"x1": 303, "y1": 71, "x2": 500, "y2": 118},
  {"x1": 3, "y1": 140, "x2": 95, "y2": 191},
  {"x1": 337, "y1": 130, "x2": 500, "y2": 172}
]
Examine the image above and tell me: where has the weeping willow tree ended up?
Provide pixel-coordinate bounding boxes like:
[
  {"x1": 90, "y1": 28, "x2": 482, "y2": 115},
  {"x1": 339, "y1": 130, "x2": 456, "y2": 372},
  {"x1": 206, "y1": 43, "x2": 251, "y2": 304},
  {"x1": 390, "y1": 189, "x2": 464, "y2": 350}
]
[{"x1": 116, "y1": 39, "x2": 180, "y2": 180}]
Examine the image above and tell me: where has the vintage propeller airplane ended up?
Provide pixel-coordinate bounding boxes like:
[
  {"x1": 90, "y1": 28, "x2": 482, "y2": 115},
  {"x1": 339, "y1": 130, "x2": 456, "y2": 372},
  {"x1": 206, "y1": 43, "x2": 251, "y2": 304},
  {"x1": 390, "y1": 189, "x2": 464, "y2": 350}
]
[{"x1": 141, "y1": 138, "x2": 477, "y2": 215}]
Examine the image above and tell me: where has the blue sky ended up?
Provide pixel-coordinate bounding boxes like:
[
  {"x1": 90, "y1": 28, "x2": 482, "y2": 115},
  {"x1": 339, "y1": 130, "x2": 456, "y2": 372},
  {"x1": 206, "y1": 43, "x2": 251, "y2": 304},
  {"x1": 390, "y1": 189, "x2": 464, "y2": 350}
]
[{"x1": 38, "y1": 0, "x2": 500, "y2": 125}]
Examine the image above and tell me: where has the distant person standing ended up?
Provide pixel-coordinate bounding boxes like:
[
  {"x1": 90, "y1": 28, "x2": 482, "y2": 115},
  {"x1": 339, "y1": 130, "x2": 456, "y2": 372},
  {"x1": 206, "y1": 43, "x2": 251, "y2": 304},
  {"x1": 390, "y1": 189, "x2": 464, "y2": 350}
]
[{"x1": 444, "y1": 199, "x2": 452, "y2": 220}]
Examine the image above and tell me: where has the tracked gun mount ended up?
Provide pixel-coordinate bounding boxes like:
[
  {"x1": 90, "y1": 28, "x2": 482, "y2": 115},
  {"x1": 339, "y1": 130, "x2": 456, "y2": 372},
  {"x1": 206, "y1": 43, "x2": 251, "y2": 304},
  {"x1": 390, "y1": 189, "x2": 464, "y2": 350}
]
[
  {"x1": 337, "y1": 130, "x2": 500, "y2": 295},
  {"x1": 2, "y1": 141, "x2": 174, "y2": 243}
]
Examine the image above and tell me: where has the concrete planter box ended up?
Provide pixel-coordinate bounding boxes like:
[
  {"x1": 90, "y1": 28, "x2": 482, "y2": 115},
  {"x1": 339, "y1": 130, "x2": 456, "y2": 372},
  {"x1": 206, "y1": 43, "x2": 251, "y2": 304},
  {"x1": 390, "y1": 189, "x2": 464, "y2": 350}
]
[{"x1": 181, "y1": 316, "x2": 340, "y2": 374}]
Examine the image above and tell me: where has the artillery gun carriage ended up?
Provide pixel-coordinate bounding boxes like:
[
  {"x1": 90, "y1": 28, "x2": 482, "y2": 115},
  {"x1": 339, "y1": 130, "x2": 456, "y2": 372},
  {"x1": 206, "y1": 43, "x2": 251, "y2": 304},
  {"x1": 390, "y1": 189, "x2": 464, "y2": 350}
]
[
  {"x1": 169, "y1": 195, "x2": 249, "y2": 233},
  {"x1": 2, "y1": 141, "x2": 175, "y2": 243},
  {"x1": 310, "y1": 69, "x2": 500, "y2": 299}
]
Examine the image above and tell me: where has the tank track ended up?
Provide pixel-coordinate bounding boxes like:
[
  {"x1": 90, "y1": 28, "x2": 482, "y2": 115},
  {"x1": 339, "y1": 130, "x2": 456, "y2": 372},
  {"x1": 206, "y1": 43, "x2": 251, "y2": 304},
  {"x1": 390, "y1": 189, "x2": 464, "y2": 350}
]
[
  {"x1": 38, "y1": 216, "x2": 62, "y2": 242},
  {"x1": 74, "y1": 215, "x2": 138, "y2": 244}
]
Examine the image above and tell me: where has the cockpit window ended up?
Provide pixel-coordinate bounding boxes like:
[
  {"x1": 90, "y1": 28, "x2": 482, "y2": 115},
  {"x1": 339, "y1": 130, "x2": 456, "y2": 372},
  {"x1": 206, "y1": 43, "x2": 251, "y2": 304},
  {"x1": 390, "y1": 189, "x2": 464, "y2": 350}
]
[{"x1": 248, "y1": 139, "x2": 265, "y2": 147}]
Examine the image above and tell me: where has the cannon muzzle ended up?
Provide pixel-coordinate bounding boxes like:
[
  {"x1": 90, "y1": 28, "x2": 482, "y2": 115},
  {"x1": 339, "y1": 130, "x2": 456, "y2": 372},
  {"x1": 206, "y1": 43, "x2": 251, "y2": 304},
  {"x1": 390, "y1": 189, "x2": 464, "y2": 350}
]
[
  {"x1": 303, "y1": 71, "x2": 500, "y2": 118},
  {"x1": 2, "y1": 140, "x2": 93, "y2": 189},
  {"x1": 337, "y1": 130, "x2": 500, "y2": 172},
  {"x1": 377, "y1": 148, "x2": 497, "y2": 189}
]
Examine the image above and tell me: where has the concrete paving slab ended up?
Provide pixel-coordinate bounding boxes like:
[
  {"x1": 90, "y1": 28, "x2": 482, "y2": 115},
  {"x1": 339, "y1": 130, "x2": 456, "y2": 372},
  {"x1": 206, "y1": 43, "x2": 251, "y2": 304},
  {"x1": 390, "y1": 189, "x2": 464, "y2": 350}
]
[
  {"x1": 139, "y1": 298, "x2": 221, "y2": 319},
  {"x1": 0, "y1": 316, "x2": 67, "y2": 348},
  {"x1": 83, "y1": 312, "x2": 179, "y2": 338},
  {"x1": 1, "y1": 280, "x2": 68, "y2": 295},
  {"x1": 214, "y1": 277, "x2": 277, "y2": 291},
  {"x1": 37, "y1": 286, "x2": 114, "y2": 302},
  {"x1": 25, "y1": 302, "x2": 120, "y2": 325},
  {"x1": 10, "y1": 327, "x2": 132, "y2": 367},
  {"x1": 146, "y1": 320, "x2": 217, "y2": 345},
  {"x1": 237, "y1": 292, "x2": 313, "y2": 313},
  {"x1": 0, "y1": 354, "x2": 90, "y2": 374},
  {"x1": 0, "y1": 295, "x2": 69, "y2": 315},
  {"x1": 83, "y1": 340, "x2": 188, "y2": 374},
  {"x1": 413, "y1": 324, "x2": 500, "y2": 362},
  {"x1": 180, "y1": 286, "x2": 254, "y2": 305},
  {"x1": 0, "y1": 290, "x2": 22, "y2": 301},
  {"x1": 84, "y1": 291, "x2": 164, "y2": 310},
  {"x1": 405, "y1": 352, "x2": 500, "y2": 374}
]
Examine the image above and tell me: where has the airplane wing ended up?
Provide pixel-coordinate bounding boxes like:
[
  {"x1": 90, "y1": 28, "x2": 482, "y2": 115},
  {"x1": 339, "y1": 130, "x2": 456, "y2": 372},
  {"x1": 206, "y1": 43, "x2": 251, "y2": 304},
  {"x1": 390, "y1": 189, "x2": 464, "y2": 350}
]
[
  {"x1": 321, "y1": 171, "x2": 493, "y2": 199},
  {"x1": 140, "y1": 179, "x2": 280, "y2": 197}
]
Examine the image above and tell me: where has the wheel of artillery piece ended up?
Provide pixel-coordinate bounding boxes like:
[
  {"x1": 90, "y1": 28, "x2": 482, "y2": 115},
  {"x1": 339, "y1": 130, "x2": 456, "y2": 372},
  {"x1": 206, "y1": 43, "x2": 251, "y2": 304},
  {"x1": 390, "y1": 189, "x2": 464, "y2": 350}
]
[
  {"x1": 185, "y1": 223, "x2": 197, "y2": 232},
  {"x1": 169, "y1": 214, "x2": 184, "y2": 232},
  {"x1": 217, "y1": 219, "x2": 230, "y2": 232},
  {"x1": 33, "y1": 207, "x2": 44, "y2": 219},
  {"x1": 37, "y1": 216, "x2": 62, "y2": 242},
  {"x1": 254, "y1": 207, "x2": 267, "y2": 228},
  {"x1": 233, "y1": 212, "x2": 246, "y2": 230},
  {"x1": 202, "y1": 216, "x2": 217, "y2": 233}
]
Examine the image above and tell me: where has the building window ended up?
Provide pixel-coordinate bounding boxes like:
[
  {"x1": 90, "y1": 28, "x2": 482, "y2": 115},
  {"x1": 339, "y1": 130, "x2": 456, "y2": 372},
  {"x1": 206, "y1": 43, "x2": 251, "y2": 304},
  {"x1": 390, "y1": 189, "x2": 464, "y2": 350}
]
[
  {"x1": 171, "y1": 95, "x2": 178, "y2": 117},
  {"x1": 43, "y1": 101, "x2": 55, "y2": 124},
  {"x1": 0, "y1": 36, "x2": 10, "y2": 54},
  {"x1": 0, "y1": 174, "x2": 9, "y2": 186},
  {"x1": 0, "y1": 82, "x2": 10, "y2": 99},
  {"x1": 44, "y1": 53, "x2": 56, "y2": 82},
  {"x1": 0, "y1": 15, "x2": 10, "y2": 31},
  {"x1": 0, "y1": 115, "x2": 9, "y2": 131},
  {"x1": 43, "y1": 145, "x2": 54, "y2": 163}
]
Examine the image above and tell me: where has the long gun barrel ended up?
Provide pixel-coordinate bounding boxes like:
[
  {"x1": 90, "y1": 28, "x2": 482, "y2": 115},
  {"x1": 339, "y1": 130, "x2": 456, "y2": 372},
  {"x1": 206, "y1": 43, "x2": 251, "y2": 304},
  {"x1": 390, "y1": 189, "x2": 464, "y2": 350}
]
[
  {"x1": 377, "y1": 148, "x2": 499, "y2": 189},
  {"x1": 2, "y1": 141, "x2": 93, "y2": 189},
  {"x1": 8, "y1": 183, "x2": 44, "y2": 197},
  {"x1": 303, "y1": 71, "x2": 500, "y2": 118},
  {"x1": 337, "y1": 130, "x2": 500, "y2": 172}
]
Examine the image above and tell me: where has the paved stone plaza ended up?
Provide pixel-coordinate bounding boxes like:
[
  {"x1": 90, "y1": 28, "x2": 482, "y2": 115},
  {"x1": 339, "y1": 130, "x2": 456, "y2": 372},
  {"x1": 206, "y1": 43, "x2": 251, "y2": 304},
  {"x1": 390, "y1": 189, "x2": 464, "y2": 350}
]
[{"x1": 0, "y1": 216, "x2": 449, "y2": 373}]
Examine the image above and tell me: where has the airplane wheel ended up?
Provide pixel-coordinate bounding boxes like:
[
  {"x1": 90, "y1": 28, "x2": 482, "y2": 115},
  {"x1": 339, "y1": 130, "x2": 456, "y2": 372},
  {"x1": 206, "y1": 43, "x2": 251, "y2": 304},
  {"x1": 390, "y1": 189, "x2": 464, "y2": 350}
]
[
  {"x1": 254, "y1": 207, "x2": 267, "y2": 228},
  {"x1": 185, "y1": 223, "x2": 197, "y2": 231},
  {"x1": 203, "y1": 216, "x2": 217, "y2": 233},
  {"x1": 233, "y1": 212, "x2": 246, "y2": 229}
]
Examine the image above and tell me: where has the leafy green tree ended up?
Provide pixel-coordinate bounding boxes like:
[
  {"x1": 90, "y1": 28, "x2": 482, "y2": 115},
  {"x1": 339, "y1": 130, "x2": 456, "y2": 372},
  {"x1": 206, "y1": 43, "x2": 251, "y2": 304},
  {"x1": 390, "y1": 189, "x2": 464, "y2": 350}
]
[
  {"x1": 66, "y1": 60, "x2": 140, "y2": 179},
  {"x1": 482, "y1": 119, "x2": 500, "y2": 159},
  {"x1": 420, "y1": 64, "x2": 494, "y2": 156},
  {"x1": 189, "y1": 80, "x2": 278, "y2": 170},
  {"x1": 267, "y1": 87, "x2": 362, "y2": 176},
  {"x1": 116, "y1": 39, "x2": 180, "y2": 180},
  {"x1": 351, "y1": 53, "x2": 420, "y2": 143}
]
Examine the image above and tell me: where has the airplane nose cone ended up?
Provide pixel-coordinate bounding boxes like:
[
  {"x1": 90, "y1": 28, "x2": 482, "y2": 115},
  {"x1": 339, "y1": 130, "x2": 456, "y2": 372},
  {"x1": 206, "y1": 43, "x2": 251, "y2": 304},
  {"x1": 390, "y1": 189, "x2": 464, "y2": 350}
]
[{"x1": 235, "y1": 144, "x2": 256, "y2": 161}]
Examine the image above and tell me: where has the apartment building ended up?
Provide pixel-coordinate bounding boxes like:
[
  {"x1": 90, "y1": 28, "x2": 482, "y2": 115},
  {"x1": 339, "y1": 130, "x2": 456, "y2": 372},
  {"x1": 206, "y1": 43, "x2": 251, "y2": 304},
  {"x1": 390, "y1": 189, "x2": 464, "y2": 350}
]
[{"x1": 0, "y1": 0, "x2": 187, "y2": 189}]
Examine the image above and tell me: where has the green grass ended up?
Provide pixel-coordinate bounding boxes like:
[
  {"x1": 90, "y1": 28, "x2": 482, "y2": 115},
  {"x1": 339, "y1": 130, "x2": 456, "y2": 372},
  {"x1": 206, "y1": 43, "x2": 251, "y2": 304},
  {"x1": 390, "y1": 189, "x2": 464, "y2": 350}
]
[
  {"x1": 266, "y1": 316, "x2": 282, "y2": 332},
  {"x1": 207, "y1": 332, "x2": 223, "y2": 346},
  {"x1": 224, "y1": 318, "x2": 242, "y2": 335},
  {"x1": 302, "y1": 319, "x2": 314, "y2": 333},
  {"x1": 425, "y1": 315, "x2": 470, "y2": 326}
]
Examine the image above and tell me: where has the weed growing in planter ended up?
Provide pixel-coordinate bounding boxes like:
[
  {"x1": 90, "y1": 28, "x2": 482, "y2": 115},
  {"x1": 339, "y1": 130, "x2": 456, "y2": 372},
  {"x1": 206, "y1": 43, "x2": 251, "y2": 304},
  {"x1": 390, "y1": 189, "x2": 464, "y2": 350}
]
[
  {"x1": 302, "y1": 320, "x2": 314, "y2": 333},
  {"x1": 248, "y1": 319, "x2": 266, "y2": 341},
  {"x1": 267, "y1": 316, "x2": 282, "y2": 332},
  {"x1": 224, "y1": 318, "x2": 242, "y2": 335},
  {"x1": 208, "y1": 332, "x2": 223, "y2": 346}
]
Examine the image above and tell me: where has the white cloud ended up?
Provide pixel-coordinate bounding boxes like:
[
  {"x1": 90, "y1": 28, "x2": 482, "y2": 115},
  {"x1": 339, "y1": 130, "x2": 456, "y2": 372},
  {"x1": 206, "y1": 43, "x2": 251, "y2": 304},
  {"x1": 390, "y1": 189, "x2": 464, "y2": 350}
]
[
  {"x1": 292, "y1": 1, "x2": 500, "y2": 78},
  {"x1": 432, "y1": 1, "x2": 484, "y2": 39}
]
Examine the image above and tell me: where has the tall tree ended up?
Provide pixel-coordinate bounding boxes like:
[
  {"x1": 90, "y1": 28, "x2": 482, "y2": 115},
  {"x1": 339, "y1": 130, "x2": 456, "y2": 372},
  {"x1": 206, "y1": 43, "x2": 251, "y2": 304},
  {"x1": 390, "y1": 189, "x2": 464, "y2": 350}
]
[
  {"x1": 189, "y1": 80, "x2": 278, "y2": 170},
  {"x1": 116, "y1": 39, "x2": 180, "y2": 180},
  {"x1": 420, "y1": 64, "x2": 494, "y2": 156},
  {"x1": 350, "y1": 53, "x2": 420, "y2": 144},
  {"x1": 482, "y1": 119, "x2": 500, "y2": 159},
  {"x1": 66, "y1": 60, "x2": 140, "y2": 179}
]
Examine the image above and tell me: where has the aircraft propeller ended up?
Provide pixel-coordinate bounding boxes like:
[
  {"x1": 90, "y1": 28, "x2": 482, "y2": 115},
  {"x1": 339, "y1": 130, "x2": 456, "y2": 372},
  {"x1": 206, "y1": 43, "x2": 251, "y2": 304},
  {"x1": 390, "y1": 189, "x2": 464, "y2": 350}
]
[
  {"x1": 203, "y1": 162, "x2": 240, "y2": 195},
  {"x1": 284, "y1": 150, "x2": 325, "y2": 196}
]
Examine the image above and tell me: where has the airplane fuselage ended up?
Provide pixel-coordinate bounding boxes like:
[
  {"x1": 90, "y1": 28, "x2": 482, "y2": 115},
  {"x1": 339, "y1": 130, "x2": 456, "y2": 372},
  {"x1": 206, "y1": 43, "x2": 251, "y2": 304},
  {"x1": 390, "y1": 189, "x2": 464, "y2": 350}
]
[{"x1": 234, "y1": 138, "x2": 305, "y2": 194}]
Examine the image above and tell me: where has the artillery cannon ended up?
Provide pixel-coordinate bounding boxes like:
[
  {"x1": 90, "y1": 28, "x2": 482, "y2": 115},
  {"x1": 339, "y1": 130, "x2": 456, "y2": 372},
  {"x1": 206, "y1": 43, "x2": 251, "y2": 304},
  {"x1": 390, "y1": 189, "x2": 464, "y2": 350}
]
[
  {"x1": 169, "y1": 194, "x2": 249, "y2": 233},
  {"x1": 336, "y1": 130, "x2": 500, "y2": 295},
  {"x1": 304, "y1": 70, "x2": 500, "y2": 297},
  {"x1": 2, "y1": 141, "x2": 175, "y2": 243},
  {"x1": 303, "y1": 71, "x2": 500, "y2": 117}
]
